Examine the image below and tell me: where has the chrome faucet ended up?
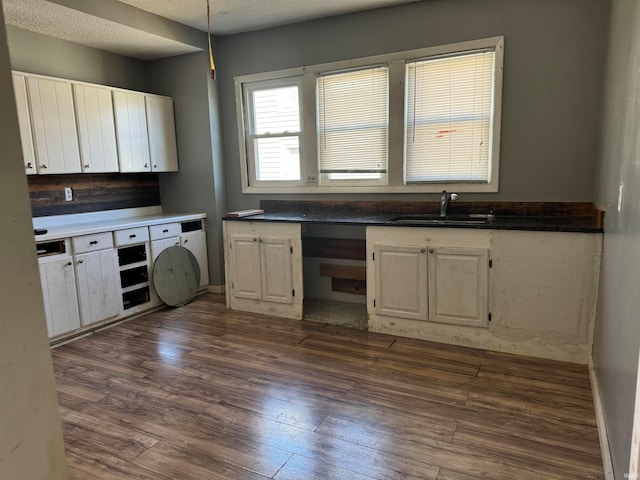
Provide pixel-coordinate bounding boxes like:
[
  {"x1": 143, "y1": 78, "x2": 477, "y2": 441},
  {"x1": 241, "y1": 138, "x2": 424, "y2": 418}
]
[{"x1": 440, "y1": 190, "x2": 458, "y2": 217}]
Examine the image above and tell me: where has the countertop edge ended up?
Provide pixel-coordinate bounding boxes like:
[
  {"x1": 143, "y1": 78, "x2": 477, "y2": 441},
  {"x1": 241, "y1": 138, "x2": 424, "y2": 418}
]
[
  {"x1": 34, "y1": 213, "x2": 207, "y2": 242},
  {"x1": 222, "y1": 214, "x2": 603, "y2": 234}
]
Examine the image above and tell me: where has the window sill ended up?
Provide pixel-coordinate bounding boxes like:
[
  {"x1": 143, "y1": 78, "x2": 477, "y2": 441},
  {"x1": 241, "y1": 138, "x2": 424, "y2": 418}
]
[{"x1": 241, "y1": 182, "x2": 499, "y2": 194}]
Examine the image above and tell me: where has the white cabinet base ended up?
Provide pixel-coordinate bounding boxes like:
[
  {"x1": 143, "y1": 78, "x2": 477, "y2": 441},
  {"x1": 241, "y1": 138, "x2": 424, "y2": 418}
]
[
  {"x1": 366, "y1": 226, "x2": 601, "y2": 364},
  {"x1": 224, "y1": 221, "x2": 302, "y2": 320}
]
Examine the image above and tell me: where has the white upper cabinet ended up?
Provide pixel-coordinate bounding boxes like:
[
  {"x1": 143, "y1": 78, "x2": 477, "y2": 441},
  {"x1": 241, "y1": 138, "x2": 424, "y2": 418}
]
[
  {"x1": 12, "y1": 73, "x2": 37, "y2": 175},
  {"x1": 27, "y1": 76, "x2": 81, "y2": 174},
  {"x1": 74, "y1": 84, "x2": 119, "y2": 173},
  {"x1": 14, "y1": 71, "x2": 180, "y2": 175},
  {"x1": 113, "y1": 90, "x2": 151, "y2": 172},
  {"x1": 146, "y1": 95, "x2": 179, "y2": 172}
]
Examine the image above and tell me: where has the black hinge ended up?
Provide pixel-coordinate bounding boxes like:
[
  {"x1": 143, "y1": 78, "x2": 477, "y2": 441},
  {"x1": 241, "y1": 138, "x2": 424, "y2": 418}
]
[
  {"x1": 231, "y1": 282, "x2": 234, "y2": 290},
  {"x1": 488, "y1": 312, "x2": 492, "y2": 321},
  {"x1": 372, "y1": 252, "x2": 375, "y2": 261},
  {"x1": 373, "y1": 299, "x2": 376, "y2": 307},
  {"x1": 489, "y1": 259, "x2": 493, "y2": 268},
  {"x1": 292, "y1": 289, "x2": 295, "y2": 297},
  {"x1": 290, "y1": 246, "x2": 293, "y2": 254}
]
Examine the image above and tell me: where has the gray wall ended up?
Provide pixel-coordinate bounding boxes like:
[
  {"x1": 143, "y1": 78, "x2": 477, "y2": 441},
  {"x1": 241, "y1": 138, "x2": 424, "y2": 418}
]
[
  {"x1": 593, "y1": 0, "x2": 640, "y2": 477},
  {"x1": 6, "y1": 25, "x2": 146, "y2": 90},
  {"x1": 146, "y1": 49, "x2": 227, "y2": 286},
  {"x1": 0, "y1": 7, "x2": 68, "y2": 478},
  {"x1": 217, "y1": 0, "x2": 610, "y2": 211}
]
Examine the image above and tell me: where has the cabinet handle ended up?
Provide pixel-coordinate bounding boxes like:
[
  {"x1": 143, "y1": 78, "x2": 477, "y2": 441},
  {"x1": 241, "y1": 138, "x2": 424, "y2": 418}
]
[
  {"x1": 129, "y1": 234, "x2": 136, "y2": 239},
  {"x1": 144, "y1": 163, "x2": 149, "y2": 168},
  {"x1": 84, "y1": 164, "x2": 90, "y2": 168},
  {"x1": 174, "y1": 242, "x2": 180, "y2": 246},
  {"x1": 78, "y1": 259, "x2": 84, "y2": 264},
  {"x1": 421, "y1": 248, "x2": 426, "y2": 253},
  {"x1": 26, "y1": 162, "x2": 32, "y2": 169},
  {"x1": 40, "y1": 164, "x2": 48, "y2": 169},
  {"x1": 66, "y1": 261, "x2": 72, "y2": 266},
  {"x1": 163, "y1": 229, "x2": 169, "y2": 233},
  {"x1": 184, "y1": 239, "x2": 189, "y2": 244},
  {"x1": 89, "y1": 240, "x2": 98, "y2": 245},
  {"x1": 154, "y1": 164, "x2": 158, "y2": 169},
  {"x1": 429, "y1": 248, "x2": 435, "y2": 254}
]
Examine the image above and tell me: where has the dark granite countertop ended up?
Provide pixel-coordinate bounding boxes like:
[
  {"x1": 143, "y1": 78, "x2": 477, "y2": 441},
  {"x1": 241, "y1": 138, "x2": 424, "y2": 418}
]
[{"x1": 223, "y1": 208, "x2": 603, "y2": 233}]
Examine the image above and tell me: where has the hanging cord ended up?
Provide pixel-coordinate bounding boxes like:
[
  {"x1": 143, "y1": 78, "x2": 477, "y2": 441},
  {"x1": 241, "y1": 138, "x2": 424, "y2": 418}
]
[{"x1": 207, "y1": 0, "x2": 216, "y2": 79}]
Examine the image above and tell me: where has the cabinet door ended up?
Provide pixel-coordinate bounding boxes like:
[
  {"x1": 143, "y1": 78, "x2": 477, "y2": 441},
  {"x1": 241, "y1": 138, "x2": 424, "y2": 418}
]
[
  {"x1": 27, "y1": 76, "x2": 81, "y2": 174},
  {"x1": 229, "y1": 235, "x2": 262, "y2": 300},
  {"x1": 75, "y1": 249, "x2": 121, "y2": 327},
  {"x1": 39, "y1": 257, "x2": 81, "y2": 338},
  {"x1": 149, "y1": 238, "x2": 180, "y2": 306},
  {"x1": 113, "y1": 90, "x2": 151, "y2": 172},
  {"x1": 12, "y1": 73, "x2": 37, "y2": 174},
  {"x1": 428, "y1": 247, "x2": 489, "y2": 328},
  {"x1": 180, "y1": 230, "x2": 209, "y2": 287},
  {"x1": 146, "y1": 95, "x2": 178, "y2": 172},
  {"x1": 74, "y1": 84, "x2": 119, "y2": 173},
  {"x1": 151, "y1": 237, "x2": 180, "y2": 263},
  {"x1": 260, "y1": 237, "x2": 293, "y2": 304},
  {"x1": 374, "y1": 244, "x2": 428, "y2": 320}
]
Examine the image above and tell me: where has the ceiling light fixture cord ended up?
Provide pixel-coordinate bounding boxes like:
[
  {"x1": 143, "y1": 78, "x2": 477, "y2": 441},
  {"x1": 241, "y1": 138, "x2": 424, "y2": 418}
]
[{"x1": 207, "y1": 0, "x2": 216, "y2": 79}]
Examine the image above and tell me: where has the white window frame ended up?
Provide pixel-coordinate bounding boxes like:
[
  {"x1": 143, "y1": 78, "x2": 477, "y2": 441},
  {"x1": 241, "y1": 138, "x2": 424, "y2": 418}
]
[
  {"x1": 239, "y1": 76, "x2": 305, "y2": 187},
  {"x1": 234, "y1": 36, "x2": 504, "y2": 194}
]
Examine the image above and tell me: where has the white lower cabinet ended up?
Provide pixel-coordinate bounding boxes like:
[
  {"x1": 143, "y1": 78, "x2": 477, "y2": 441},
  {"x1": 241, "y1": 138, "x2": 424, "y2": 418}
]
[
  {"x1": 373, "y1": 244, "x2": 428, "y2": 320},
  {"x1": 224, "y1": 221, "x2": 302, "y2": 319},
  {"x1": 367, "y1": 226, "x2": 602, "y2": 363},
  {"x1": 75, "y1": 249, "x2": 120, "y2": 327},
  {"x1": 427, "y1": 247, "x2": 489, "y2": 328},
  {"x1": 371, "y1": 239, "x2": 489, "y2": 327},
  {"x1": 180, "y1": 229, "x2": 209, "y2": 288},
  {"x1": 150, "y1": 236, "x2": 180, "y2": 306},
  {"x1": 39, "y1": 255, "x2": 81, "y2": 338}
]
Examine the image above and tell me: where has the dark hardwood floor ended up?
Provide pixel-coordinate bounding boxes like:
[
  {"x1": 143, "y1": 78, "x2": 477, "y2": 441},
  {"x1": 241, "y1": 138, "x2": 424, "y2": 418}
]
[{"x1": 52, "y1": 293, "x2": 604, "y2": 479}]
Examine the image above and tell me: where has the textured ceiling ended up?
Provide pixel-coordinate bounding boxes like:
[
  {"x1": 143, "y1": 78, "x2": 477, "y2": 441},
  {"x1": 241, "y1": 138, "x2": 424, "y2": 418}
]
[
  {"x1": 117, "y1": 0, "x2": 421, "y2": 35},
  {"x1": 2, "y1": 0, "x2": 420, "y2": 60}
]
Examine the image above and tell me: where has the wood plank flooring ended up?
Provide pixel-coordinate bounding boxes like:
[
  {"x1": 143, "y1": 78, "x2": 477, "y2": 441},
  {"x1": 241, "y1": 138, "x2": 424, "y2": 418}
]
[{"x1": 52, "y1": 293, "x2": 604, "y2": 479}]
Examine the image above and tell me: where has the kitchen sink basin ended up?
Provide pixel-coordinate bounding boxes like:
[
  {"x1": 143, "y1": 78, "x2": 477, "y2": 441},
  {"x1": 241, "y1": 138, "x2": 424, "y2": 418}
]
[{"x1": 388, "y1": 213, "x2": 495, "y2": 225}]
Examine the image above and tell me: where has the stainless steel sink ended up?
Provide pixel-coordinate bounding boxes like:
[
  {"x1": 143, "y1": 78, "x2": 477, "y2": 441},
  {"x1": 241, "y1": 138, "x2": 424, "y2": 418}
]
[{"x1": 388, "y1": 213, "x2": 495, "y2": 225}]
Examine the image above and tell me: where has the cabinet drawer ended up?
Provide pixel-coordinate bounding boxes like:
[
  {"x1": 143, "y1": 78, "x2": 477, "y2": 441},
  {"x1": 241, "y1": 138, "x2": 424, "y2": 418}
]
[
  {"x1": 72, "y1": 232, "x2": 113, "y2": 254},
  {"x1": 114, "y1": 227, "x2": 149, "y2": 246},
  {"x1": 149, "y1": 223, "x2": 180, "y2": 240}
]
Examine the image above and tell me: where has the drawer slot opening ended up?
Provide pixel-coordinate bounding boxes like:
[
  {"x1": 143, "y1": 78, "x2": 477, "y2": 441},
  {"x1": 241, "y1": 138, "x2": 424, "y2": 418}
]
[
  {"x1": 120, "y1": 265, "x2": 149, "y2": 288},
  {"x1": 36, "y1": 240, "x2": 67, "y2": 257},
  {"x1": 181, "y1": 220, "x2": 202, "y2": 233},
  {"x1": 122, "y1": 286, "x2": 150, "y2": 310},
  {"x1": 118, "y1": 244, "x2": 147, "y2": 266}
]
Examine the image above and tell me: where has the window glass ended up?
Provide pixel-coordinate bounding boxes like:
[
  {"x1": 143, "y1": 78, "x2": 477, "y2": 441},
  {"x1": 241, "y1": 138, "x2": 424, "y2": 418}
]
[
  {"x1": 405, "y1": 50, "x2": 495, "y2": 183},
  {"x1": 247, "y1": 83, "x2": 301, "y2": 182},
  {"x1": 317, "y1": 67, "x2": 388, "y2": 183}
]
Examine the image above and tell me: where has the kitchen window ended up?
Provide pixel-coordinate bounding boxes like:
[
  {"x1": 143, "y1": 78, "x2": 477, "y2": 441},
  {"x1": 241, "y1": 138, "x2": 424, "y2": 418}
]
[
  {"x1": 235, "y1": 36, "x2": 503, "y2": 193},
  {"x1": 242, "y1": 78, "x2": 303, "y2": 186},
  {"x1": 405, "y1": 49, "x2": 496, "y2": 184},
  {"x1": 317, "y1": 66, "x2": 388, "y2": 185}
]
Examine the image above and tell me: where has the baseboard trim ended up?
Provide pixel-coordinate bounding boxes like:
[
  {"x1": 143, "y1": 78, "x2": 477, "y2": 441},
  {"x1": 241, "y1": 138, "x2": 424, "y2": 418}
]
[
  {"x1": 589, "y1": 355, "x2": 615, "y2": 479},
  {"x1": 207, "y1": 284, "x2": 225, "y2": 294}
]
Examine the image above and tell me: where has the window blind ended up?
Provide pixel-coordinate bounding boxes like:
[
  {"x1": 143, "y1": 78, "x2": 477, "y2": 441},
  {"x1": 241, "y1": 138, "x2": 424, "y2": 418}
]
[
  {"x1": 405, "y1": 49, "x2": 495, "y2": 183},
  {"x1": 317, "y1": 66, "x2": 388, "y2": 179}
]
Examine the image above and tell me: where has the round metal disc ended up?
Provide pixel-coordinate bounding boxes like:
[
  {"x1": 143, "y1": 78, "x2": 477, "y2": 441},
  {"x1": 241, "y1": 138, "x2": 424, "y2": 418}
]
[{"x1": 152, "y1": 246, "x2": 200, "y2": 307}]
